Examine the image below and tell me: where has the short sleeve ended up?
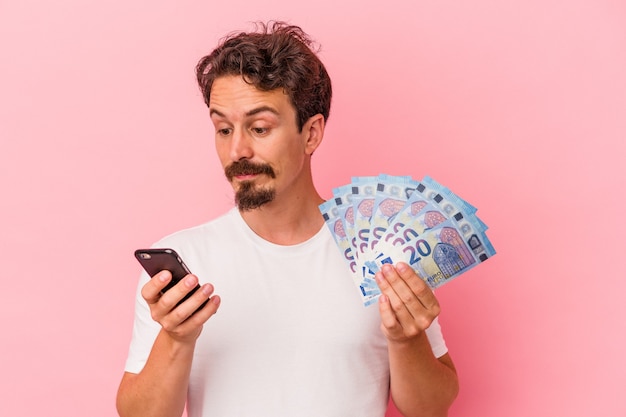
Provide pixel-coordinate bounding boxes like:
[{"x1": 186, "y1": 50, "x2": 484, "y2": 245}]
[
  {"x1": 424, "y1": 316, "x2": 448, "y2": 358},
  {"x1": 123, "y1": 270, "x2": 161, "y2": 374}
]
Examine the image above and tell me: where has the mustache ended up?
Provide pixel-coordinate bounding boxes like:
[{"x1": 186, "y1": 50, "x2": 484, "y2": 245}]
[{"x1": 224, "y1": 160, "x2": 276, "y2": 181}]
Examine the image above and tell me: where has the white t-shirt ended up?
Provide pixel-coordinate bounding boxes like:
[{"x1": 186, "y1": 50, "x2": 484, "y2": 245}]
[{"x1": 125, "y1": 208, "x2": 448, "y2": 417}]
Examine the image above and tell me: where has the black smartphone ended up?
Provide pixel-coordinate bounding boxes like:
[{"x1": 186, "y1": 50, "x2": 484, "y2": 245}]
[{"x1": 134, "y1": 248, "x2": 202, "y2": 308}]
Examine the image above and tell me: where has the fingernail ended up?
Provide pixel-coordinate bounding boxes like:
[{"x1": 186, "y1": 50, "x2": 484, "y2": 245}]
[
  {"x1": 158, "y1": 271, "x2": 171, "y2": 282},
  {"x1": 185, "y1": 275, "x2": 198, "y2": 287},
  {"x1": 382, "y1": 264, "x2": 393, "y2": 275},
  {"x1": 201, "y1": 283, "x2": 214, "y2": 296}
]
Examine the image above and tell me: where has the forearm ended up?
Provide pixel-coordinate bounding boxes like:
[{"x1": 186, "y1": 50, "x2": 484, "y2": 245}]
[
  {"x1": 388, "y1": 333, "x2": 459, "y2": 417},
  {"x1": 116, "y1": 329, "x2": 196, "y2": 417}
]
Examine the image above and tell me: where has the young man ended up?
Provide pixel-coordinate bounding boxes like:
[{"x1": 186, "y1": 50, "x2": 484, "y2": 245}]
[{"x1": 117, "y1": 22, "x2": 459, "y2": 417}]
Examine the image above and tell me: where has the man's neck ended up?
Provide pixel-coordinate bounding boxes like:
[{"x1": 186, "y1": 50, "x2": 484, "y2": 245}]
[{"x1": 239, "y1": 193, "x2": 325, "y2": 246}]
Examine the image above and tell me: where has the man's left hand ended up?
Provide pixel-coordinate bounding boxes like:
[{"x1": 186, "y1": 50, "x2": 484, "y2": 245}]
[{"x1": 375, "y1": 262, "x2": 440, "y2": 344}]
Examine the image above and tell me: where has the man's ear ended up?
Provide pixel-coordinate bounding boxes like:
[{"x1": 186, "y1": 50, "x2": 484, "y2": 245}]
[{"x1": 303, "y1": 114, "x2": 325, "y2": 156}]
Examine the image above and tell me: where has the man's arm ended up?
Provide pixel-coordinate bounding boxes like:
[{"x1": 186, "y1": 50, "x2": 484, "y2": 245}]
[
  {"x1": 116, "y1": 271, "x2": 220, "y2": 417},
  {"x1": 375, "y1": 263, "x2": 459, "y2": 417}
]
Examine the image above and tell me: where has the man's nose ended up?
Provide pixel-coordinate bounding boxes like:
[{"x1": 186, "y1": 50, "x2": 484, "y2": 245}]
[{"x1": 230, "y1": 129, "x2": 253, "y2": 161}]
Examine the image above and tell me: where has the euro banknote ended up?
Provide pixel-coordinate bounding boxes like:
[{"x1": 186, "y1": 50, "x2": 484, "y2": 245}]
[{"x1": 320, "y1": 174, "x2": 496, "y2": 306}]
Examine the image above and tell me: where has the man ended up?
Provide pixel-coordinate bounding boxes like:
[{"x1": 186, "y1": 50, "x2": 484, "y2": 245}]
[{"x1": 117, "y1": 21, "x2": 459, "y2": 417}]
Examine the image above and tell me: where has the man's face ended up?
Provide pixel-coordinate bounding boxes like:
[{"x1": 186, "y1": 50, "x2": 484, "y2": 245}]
[{"x1": 209, "y1": 75, "x2": 311, "y2": 211}]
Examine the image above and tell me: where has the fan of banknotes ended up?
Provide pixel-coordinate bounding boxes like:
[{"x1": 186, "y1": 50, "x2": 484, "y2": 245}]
[{"x1": 319, "y1": 174, "x2": 496, "y2": 306}]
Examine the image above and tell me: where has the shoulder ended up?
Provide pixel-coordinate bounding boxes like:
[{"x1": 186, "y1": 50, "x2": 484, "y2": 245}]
[{"x1": 153, "y1": 208, "x2": 239, "y2": 250}]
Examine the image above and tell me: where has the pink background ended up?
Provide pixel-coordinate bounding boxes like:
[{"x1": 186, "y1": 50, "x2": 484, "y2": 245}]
[{"x1": 1, "y1": 1, "x2": 625, "y2": 416}]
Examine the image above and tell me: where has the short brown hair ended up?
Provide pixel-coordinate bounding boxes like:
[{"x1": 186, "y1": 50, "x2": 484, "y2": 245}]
[{"x1": 196, "y1": 21, "x2": 332, "y2": 131}]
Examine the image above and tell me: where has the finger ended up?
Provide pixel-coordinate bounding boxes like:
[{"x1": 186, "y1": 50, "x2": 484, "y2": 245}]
[
  {"x1": 166, "y1": 282, "x2": 216, "y2": 324},
  {"x1": 375, "y1": 267, "x2": 416, "y2": 325},
  {"x1": 182, "y1": 288, "x2": 221, "y2": 325},
  {"x1": 393, "y1": 263, "x2": 441, "y2": 331},
  {"x1": 377, "y1": 267, "x2": 438, "y2": 339},
  {"x1": 395, "y1": 262, "x2": 439, "y2": 311},
  {"x1": 160, "y1": 289, "x2": 222, "y2": 340},
  {"x1": 377, "y1": 264, "x2": 424, "y2": 316},
  {"x1": 158, "y1": 274, "x2": 200, "y2": 311},
  {"x1": 141, "y1": 270, "x2": 172, "y2": 304},
  {"x1": 162, "y1": 285, "x2": 221, "y2": 331},
  {"x1": 377, "y1": 293, "x2": 401, "y2": 330},
  {"x1": 165, "y1": 298, "x2": 221, "y2": 342}
]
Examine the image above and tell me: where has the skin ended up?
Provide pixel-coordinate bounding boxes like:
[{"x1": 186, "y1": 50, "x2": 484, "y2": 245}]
[
  {"x1": 209, "y1": 75, "x2": 327, "y2": 243},
  {"x1": 376, "y1": 262, "x2": 459, "y2": 417},
  {"x1": 116, "y1": 75, "x2": 458, "y2": 417}
]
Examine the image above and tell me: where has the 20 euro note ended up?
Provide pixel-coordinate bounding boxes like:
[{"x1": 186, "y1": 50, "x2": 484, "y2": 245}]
[
  {"x1": 373, "y1": 196, "x2": 495, "y2": 284},
  {"x1": 332, "y1": 184, "x2": 357, "y2": 250},
  {"x1": 415, "y1": 177, "x2": 495, "y2": 261},
  {"x1": 319, "y1": 197, "x2": 380, "y2": 306},
  {"x1": 419, "y1": 177, "x2": 489, "y2": 234},
  {"x1": 420, "y1": 176, "x2": 478, "y2": 218},
  {"x1": 321, "y1": 174, "x2": 496, "y2": 305},
  {"x1": 349, "y1": 176, "x2": 379, "y2": 272},
  {"x1": 370, "y1": 219, "x2": 488, "y2": 288},
  {"x1": 373, "y1": 193, "x2": 432, "y2": 254},
  {"x1": 379, "y1": 201, "x2": 449, "y2": 249},
  {"x1": 368, "y1": 174, "x2": 420, "y2": 255},
  {"x1": 373, "y1": 174, "x2": 470, "y2": 245}
]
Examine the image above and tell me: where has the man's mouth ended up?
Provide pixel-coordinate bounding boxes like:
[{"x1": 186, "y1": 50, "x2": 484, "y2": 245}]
[
  {"x1": 233, "y1": 173, "x2": 259, "y2": 181},
  {"x1": 225, "y1": 160, "x2": 276, "y2": 182}
]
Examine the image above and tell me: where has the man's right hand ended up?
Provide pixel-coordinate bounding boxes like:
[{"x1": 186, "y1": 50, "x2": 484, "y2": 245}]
[
  {"x1": 141, "y1": 271, "x2": 221, "y2": 343},
  {"x1": 117, "y1": 273, "x2": 219, "y2": 417}
]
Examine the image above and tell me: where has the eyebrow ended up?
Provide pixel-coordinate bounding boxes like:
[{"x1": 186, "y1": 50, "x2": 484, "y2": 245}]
[{"x1": 209, "y1": 106, "x2": 280, "y2": 118}]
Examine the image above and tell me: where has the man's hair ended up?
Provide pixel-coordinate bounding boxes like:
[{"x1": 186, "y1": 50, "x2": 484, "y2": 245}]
[{"x1": 196, "y1": 21, "x2": 332, "y2": 131}]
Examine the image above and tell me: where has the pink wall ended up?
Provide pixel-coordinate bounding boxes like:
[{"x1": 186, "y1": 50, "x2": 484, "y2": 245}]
[{"x1": 1, "y1": 1, "x2": 625, "y2": 416}]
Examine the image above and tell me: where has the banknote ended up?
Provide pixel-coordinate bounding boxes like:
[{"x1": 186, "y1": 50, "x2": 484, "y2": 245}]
[
  {"x1": 319, "y1": 198, "x2": 358, "y2": 276},
  {"x1": 349, "y1": 176, "x2": 379, "y2": 270},
  {"x1": 416, "y1": 176, "x2": 495, "y2": 260},
  {"x1": 378, "y1": 201, "x2": 448, "y2": 249},
  {"x1": 332, "y1": 184, "x2": 357, "y2": 247},
  {"x1": 368, "y1": 174, "x2": 420, "y2": 255},
  {"x1": 421, "y1": 176, "x2": 477, "y2": 216},
  {"x1": 320, "y1": 186, "x2": 380, "y2": 305},
  {"x1": 375, "y1": 193, "x2": 432, "y2": 252},
  {"x1": 320, "y1": 174, "x2": 496, "y2": 305},
  {"x1": 382, "y1": 181, "x2": 494, "y2": 263},
  {"x1": 371, "y1": 219, "x2": 480, "y2": 288},
  {"x1": 419, "y1": 176, "x2": 489, "y2": 233}
]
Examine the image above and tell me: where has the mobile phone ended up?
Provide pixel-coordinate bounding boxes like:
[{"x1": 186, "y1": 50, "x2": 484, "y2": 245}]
[{"x1": 134, "y1": 248, "x2": 202, "y2": 308}]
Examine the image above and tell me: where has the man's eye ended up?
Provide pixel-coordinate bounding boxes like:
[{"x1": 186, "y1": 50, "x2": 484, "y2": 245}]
[
  {"x1": 252, "y1": 127, "x2": 269, "y2": 135},
  {"x1": 217, "y1": 128, "x2": 232, "y2": 136}
]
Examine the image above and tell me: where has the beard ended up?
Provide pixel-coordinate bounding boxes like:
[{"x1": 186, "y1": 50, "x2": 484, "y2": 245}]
[
  {"x1": 234, "y1": 181, "x2": 276, "y2": 211},
  {"x1": 224, "y1": 160, "x2": 277, "y2": 211}
]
